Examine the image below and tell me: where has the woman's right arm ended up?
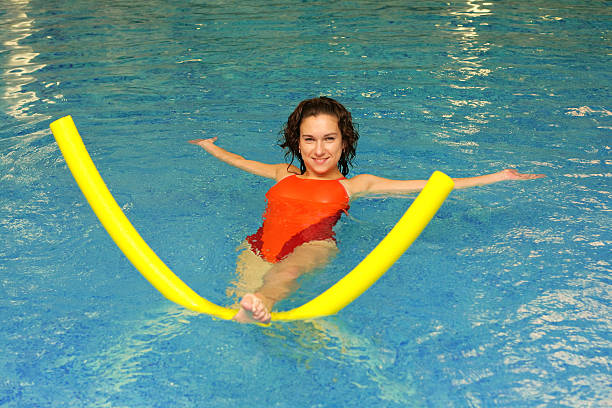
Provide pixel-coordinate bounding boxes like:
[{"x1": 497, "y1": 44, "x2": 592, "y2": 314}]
[{"x1": 188, "y1": 137, "x2": 294, "y2": 180}]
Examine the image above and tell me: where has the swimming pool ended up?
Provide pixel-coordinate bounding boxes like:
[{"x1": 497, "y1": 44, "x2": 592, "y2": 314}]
[{"x1": 1, "y1": 0, "x2": 610, "y2": 406}]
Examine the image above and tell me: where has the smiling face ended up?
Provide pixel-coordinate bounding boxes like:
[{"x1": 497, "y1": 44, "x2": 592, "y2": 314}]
[{"x1": 298, "y1": 114, "x2": 345, "y2": 179}]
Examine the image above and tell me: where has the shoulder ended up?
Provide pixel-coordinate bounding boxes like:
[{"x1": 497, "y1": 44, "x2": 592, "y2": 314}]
[
  {"x1": 341, "y1": 174, "x2": 379, "y2": 197},
  {"x1": 273, "y1": 163, "x2": 301, "y2": 182}
]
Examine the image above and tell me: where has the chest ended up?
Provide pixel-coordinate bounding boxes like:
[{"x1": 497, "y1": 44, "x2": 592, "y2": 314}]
[{"x1": 266, "y1": 177, "x2": 349, "y2": 206}]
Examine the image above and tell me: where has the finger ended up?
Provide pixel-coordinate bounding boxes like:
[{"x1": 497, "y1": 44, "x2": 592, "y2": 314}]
[{"x1": 521, "y1": 173, "x2": 545, "y2": 179}]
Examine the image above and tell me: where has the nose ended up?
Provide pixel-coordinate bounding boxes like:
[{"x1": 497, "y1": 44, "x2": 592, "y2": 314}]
[{"x1": 314, "y1": 140, "x2": 325, "y2": 156}]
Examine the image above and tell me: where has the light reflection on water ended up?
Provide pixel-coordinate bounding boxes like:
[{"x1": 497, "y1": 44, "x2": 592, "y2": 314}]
[{"x1": 1, "y1": 0, "x2": 49, "y2": 122}]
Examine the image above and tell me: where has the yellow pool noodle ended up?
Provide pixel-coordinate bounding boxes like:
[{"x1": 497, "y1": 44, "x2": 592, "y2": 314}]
[{"x1": 50, "y1": 115, "x2": 453, "y2": 322}]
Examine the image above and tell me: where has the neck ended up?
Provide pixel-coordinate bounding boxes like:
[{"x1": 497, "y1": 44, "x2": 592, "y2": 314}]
[{"x1": 301, "y1": 169, "x2": 344, "y2": 180}]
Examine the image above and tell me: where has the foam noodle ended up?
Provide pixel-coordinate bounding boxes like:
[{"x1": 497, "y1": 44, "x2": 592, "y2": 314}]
[{"x1": 51, "y1": 115, "x2": 453, "y2": 322}]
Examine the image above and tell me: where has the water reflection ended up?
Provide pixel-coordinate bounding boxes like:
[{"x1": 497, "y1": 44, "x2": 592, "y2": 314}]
[
  {"x1": 2, "y1": 0, "x2": 49, "y2": 121},
  {"x1": 266, "y1": 318, "x2": 417, "y2": 404},
  {"x1": 450, "y1": 0, "x2": 492, "y2": 18},
  {"x1": 442, "y1": 0, "x2": 493, "y2": 83},
  {"x1": 434, "y1": 1, "x2": 496, "y2": 150},
  {"x1": 81, "y1": 309, "x2": 419, "y2": 404},
  {"x1": 82, "y1": 305, "x2": 194, "y2": 402}
]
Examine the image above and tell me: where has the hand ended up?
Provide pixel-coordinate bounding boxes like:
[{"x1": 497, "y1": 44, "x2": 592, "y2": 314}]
[
  {"x1": 188, "y1": 137, "x2": 218, "y2": 147},
  {"x1": 499, "y1": 168, "x2": 546, "y2": 180}
]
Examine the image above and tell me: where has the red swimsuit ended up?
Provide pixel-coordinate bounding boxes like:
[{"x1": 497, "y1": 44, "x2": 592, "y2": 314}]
[{"x1": 246, "y1": 175, "x2": 350, "y2": 263}]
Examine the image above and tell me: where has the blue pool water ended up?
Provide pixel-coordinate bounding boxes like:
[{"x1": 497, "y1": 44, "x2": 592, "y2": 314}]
[{"x1": 1, "y1": 1, "x2": 610, "y2": 406}]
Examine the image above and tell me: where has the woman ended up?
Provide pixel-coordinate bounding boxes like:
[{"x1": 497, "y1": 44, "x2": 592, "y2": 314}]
[{"x1": 189, "y1": 96, "x2": 544, "y2": 324}]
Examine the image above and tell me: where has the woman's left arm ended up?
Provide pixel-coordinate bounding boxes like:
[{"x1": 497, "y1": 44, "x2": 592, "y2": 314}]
[
  {"x1": 345, "y1": 169, "x2": 545, "y2": 196},
  {"x1": 452, "y1": 169, "x2": 545, "y2": 189}
]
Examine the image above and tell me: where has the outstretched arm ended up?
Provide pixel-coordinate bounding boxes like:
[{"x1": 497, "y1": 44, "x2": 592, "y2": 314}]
[
  {"x1": 345, "y1": 169, "x2": 545, "y2": 197},
  {"x1": 188, "y1": 137, "x2": 296, "y2": 180},
  {"x1": 452, "y1": 169, "x2": 545, "y2": 188}
]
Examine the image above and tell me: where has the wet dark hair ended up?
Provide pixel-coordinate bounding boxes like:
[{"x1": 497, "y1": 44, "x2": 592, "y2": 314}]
[{"x1": 280, "y1": 96, "x2": 359, "y2": 176}]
